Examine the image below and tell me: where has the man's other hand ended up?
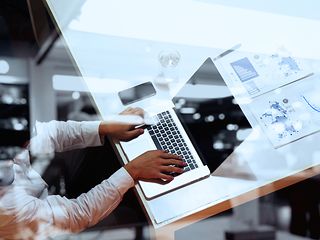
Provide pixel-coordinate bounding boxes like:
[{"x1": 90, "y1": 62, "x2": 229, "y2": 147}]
[
  {"x1": 99, "y1": 107, "x2": 145, "y2": 142},
  {"x1": 124, "y1": 150, "x2": 186, "y2": 182}
]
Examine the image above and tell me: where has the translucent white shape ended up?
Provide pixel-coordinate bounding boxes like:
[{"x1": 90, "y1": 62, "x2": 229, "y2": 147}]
[{"x1": 236, "y1": 128, "x2": 252, "y2": 141}]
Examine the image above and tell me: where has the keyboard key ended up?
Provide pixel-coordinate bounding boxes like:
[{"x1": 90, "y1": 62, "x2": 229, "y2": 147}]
[
  {"x1": 150, "y1": 134, "x2": 162, "y2": 150},
  {"x1": 184, "y1": 167, "x2": 190, "y2": 172},
  {"x1": 147, "y1": 111, "x2": 199, "y2": 172}
]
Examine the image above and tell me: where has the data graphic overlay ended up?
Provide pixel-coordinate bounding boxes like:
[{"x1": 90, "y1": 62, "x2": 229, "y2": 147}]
[
  {"x1": 249, "y1": 75, "x2": 320, "y2": 148},
  {"x1": 215, "y1": 48, "x2": 312, "y2": 99},
  {"x1": 230, "y1": 57, "x2": 259, "y2": 82}
]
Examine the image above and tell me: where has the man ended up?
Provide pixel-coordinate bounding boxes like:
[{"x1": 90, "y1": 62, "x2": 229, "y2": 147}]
[{"x1": 0, "y1": 107, "x2": 185, "y2": 239}]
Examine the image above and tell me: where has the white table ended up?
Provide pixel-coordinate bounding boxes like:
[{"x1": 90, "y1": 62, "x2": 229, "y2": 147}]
[{"x1": 44, "y1": 1, "x2": 320, "y2": 238}]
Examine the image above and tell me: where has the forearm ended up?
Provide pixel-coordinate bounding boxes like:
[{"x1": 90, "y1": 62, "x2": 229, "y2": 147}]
[
  {"x1": 56, "y1": 120, "x2": 103, "y2": 151},
  {"x1": 47, "y1": 168, "x2": 134, "y2": 232},
  {"x1": 31, "y1": 120, "x2": 103, "y2": 154}
]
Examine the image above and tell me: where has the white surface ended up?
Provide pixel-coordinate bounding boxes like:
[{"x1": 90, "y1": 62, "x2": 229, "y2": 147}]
[
  {"x1": 45, "y1": 0, "x2": 320, "y2": 227},
  {"x1": 143, "y1": 125, "x2": 320, "y2": 225},
  {"x1": 51, "y1": 0, "x2": 320, "y2": 59},
  {"x1": 148, "y1": 175, "x2": 261, "y2": 224}
]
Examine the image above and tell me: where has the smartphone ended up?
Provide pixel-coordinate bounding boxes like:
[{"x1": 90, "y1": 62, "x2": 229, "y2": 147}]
[{"x1": 118, "y1": 81, "x2": 157, "y2": 106}]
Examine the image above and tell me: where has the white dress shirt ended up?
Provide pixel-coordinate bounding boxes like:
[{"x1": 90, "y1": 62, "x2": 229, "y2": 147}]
[{"x1": 0, "y1": 121, "x2": 134, "y2": 240}]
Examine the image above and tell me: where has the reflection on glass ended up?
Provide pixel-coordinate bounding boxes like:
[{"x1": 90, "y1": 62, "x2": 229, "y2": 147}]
[{"x1": 156, "y1": 50, "x2": 181, "y2": 85}]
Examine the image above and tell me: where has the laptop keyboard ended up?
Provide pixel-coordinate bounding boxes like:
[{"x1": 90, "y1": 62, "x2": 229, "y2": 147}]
[{"x1": 147, "y1": 111, "x2": 198, "y2": 174}]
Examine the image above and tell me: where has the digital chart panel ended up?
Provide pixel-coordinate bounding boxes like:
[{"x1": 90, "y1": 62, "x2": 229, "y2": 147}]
[
  {"x1": 216, "y1": 49, "x2": 312, "y2": 99},
  {"x1": 249, "y1": 75, "x2": 320, "y2": 148}
]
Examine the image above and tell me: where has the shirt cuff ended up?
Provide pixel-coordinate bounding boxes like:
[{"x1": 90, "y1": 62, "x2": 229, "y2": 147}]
[
  {"x1": 108, "y1": 167, "x2": 134, "y2": 196},
  {"x1": 81, "y1": 121, "x2": 103, "y2": 146}
]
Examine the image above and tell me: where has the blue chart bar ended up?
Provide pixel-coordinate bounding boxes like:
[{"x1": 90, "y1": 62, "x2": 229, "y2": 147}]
[
  {"x1": 231, "y1": 57, "x2": 259, "y2": 82},
  {"x1": 279, "y1": 57, "x2": 300, "y2": 72}
]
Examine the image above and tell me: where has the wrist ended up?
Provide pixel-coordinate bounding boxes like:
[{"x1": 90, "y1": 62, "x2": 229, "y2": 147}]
[
  {"x1": 124, "y1": 163, "x2": 138, "y2": 181},
  {"x1": 98, "y1": 121, "x2": 110, "y2": 136}
]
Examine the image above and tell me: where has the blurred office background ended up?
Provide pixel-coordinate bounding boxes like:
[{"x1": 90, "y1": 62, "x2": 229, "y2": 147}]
[{"x1": 1, "y1": 1, "x2": 320, "y2": 239}]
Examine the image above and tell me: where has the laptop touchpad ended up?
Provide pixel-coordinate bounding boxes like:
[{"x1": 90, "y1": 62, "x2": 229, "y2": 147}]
[{"x1": 121, "y1": 132, "x2": 157, "y2": 161}]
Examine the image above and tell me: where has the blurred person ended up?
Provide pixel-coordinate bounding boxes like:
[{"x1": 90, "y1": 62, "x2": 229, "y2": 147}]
[{"x1": 0, "y1": 107, "x2": 186, "y2": 240}]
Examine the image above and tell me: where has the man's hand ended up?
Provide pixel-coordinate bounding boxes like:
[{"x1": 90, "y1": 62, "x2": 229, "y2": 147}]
[
  {"x1": 124, "y1": 150, "x2": 187, "y2": 182},
  {"x1": 99, "y1": 107, "x2": 145, "y2": 142}
]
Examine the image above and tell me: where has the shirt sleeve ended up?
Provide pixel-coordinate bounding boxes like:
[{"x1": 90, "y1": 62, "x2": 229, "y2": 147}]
[
  {"x1": 0, "y1": 167, "x2": 134, "y2": 238},
  {"x1": 46, "y1": 167, "x2": 134, "y2": 233},
  {"x1": 30, "y1": 120, "x2": 103, "y2": 154}
]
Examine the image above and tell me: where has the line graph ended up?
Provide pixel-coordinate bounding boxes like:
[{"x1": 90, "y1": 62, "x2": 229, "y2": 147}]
[{"x1": 302, "y1": 95, "x2": 320, "y2": 113}]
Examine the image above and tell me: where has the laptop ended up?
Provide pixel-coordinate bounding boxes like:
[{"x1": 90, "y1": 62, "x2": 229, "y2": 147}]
[{"x1": 118, "y1": 59, "x2": 216, "y2": 199}]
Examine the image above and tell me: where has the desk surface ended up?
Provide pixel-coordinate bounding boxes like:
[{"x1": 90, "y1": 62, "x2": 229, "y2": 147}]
[
  {"x1": 45, "y1": 0, "x2": 320, "y2": 236},
  {"x1": 115, "y1": 111, "x2": 320, "y2": 230},
  {"x1": 115, "y1": 132, "x2": 320, "y2": 234}
]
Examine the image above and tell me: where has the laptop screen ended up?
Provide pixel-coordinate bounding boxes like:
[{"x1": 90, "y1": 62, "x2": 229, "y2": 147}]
[{"x1": 172, "y1": 58, "x2": 251, "y2": 172}]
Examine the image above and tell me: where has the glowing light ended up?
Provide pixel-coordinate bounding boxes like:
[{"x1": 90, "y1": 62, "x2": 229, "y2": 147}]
[
  {"x1": 205, "y1": 115, "x2": 215, "y2": 122},
  {"x1": 0, "y1": 60, "x2": 9, "y2": 74},
  {"x1": 213, "y1": 140, "x2": 224, "y2": 150},
  {"x1": 72, "y1": 91, "x2": 81, "y2": 99},
  {"x1": 227, "y1": 124, "x2": 239, "y2": 131},
  {"x1": 193, "y1": 113, "x2": 201, "y2": 120},
  {"x1": 180, "y1": 107, "x2": 196, "y2": 114},
  {"x1": 218, "y1": 113, "x2": 225, "y2": 120}
]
